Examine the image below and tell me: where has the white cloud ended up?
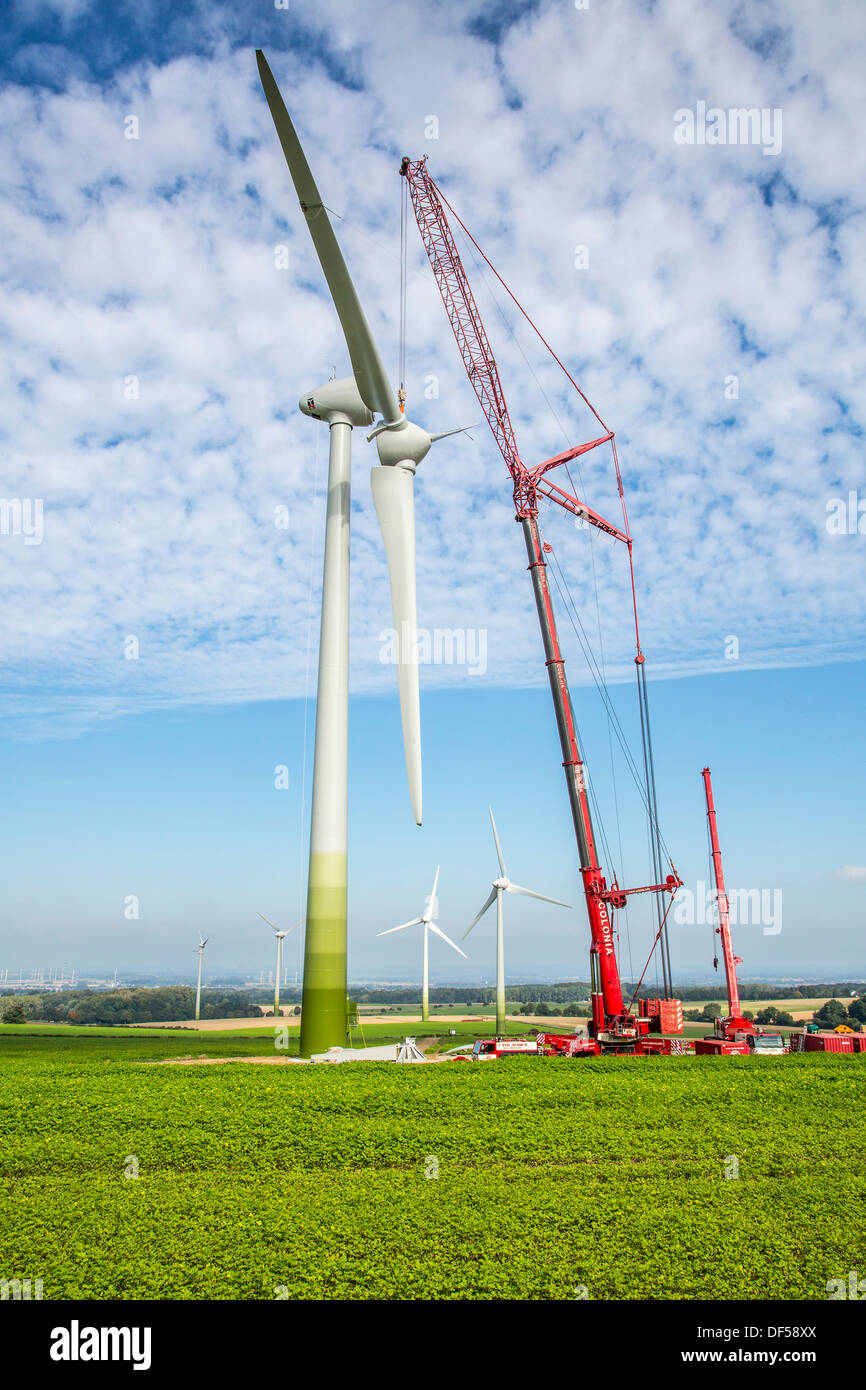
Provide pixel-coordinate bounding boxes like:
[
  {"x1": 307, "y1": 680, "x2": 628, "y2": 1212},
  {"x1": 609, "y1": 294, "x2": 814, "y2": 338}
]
[
  {"x1": 0, "y1": 0, "x2": 864, "y2": 739},
  {"x1": 835, "y1": 866, "x2": 866, "y2": 883}
]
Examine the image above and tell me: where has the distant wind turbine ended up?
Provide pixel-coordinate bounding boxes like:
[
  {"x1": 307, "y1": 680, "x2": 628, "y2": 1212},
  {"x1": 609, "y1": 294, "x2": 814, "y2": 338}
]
[
  {"x1": 194, "y1": 937, "x2": 208, "y2": 1023},
  {"x1": 465, "y1": 809, "x2": 571, "y2": 1036},
  {"x1": 257, "y1": 913, "x2": 302, "y2": 1019},
  {"x1": 377, "y1": 867, "x2": 466, "y2": 1023}
]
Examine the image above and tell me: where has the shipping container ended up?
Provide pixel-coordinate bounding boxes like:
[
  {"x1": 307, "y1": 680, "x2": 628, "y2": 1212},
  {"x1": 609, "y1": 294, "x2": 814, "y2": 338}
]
[{"x1": 804, "y1": 1032, "x2": 855, "y2": 1053}]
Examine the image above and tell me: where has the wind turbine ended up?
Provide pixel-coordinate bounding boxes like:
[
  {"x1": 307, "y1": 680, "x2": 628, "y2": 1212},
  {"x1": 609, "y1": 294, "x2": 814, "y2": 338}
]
[
  {"x1": 257, "y1": 912, "x2": 302, "y2": 1019},
  {"x1": 256, "y1": 50, "x2": 464, "y2": 1056},
  {"x1": 464, "y1": 809, "x2": 572, "y2": 1037},
  {"x1": 193, "y1": 937, "x2": 208, "y2": 1023},
  {"x1": 377, "y1": 867, "x2": 467, "y2": 1023}
]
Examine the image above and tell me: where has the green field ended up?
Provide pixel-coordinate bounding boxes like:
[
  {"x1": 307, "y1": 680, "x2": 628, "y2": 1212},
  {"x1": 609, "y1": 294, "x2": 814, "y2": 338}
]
[{"x1": 0, "y1": 1029, "x2": 862, "y2": 1301}]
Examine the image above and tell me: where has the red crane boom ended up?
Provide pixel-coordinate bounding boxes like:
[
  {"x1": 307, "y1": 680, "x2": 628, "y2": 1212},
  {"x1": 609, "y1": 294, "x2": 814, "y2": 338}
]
[
  {"x1": 701, "y1": 767, "x2": 753, "y2": 1039},
  {"x1": 400, "y1": 156, "x2": 679, "y2": 1046}
]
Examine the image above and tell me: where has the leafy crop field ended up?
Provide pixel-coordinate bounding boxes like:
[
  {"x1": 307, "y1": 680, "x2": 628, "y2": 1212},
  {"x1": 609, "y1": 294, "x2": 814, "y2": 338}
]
[{"x1": 0, "y1": 1031, "x2": 862, "y2": 1301}]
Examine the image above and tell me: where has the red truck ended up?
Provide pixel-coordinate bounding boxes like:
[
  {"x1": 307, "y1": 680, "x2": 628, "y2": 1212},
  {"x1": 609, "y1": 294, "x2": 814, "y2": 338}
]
[{"x1": 464, "y1": 1037, "x2": 541, "y2": 1061}]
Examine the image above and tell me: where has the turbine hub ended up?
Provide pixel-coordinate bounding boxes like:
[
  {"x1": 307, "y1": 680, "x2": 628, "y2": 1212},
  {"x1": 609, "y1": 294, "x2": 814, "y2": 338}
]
[{"x1": 372, "y1": 416, "x2": 432, "y2": 472}]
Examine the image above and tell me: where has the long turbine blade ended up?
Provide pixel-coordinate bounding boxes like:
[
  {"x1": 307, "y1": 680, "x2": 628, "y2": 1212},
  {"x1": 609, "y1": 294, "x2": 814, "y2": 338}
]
[
  {"x1": 506, "y1": 884, "x2": 572, "y2": 908},
  {"x1": 377, "y1": 917, "x2": 423, "y2": 937},
  {"x1": 256, "y1": 911, "x2": 281, "y2": 932},
  {"x1": 428, "y1": 865, "x2": 440, "y2": 913},
  {"x1": 428, "y1": 921, "x2": 468, "y2": 959},
  {"x1": 464, "y1": 887, "x2": 497, "y2": 938},
  {"x1": 256, "y1": 51, "x2": 398, "y2": 423},
  {"x1": 371, "y1": 464, "x2": 421, "y2": 824},
  {"x1": 489, "y1": 806, "x2": 507, "y2": 877}
]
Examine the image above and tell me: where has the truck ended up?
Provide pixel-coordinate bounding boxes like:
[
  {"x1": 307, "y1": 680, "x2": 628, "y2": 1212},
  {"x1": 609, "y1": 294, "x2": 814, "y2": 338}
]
[
  {"x1": 464, "y1": 1037, "x2": 540, "y2": 1061},
  {"x1": 747, "y1": 1031, "x2": 786, "y2": 1055},
  {"x1": 537, "y1": 1030, "x2": 600, "y2": 1058}
]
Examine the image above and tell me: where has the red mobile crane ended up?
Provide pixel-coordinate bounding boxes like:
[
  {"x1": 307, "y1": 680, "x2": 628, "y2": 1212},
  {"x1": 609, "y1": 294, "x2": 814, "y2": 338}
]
[
  {"x1": 703, "y1": 767, "x2": 749, "y2": 1038},
  {"x1": 399, "y1": 158, "x2": 682, "y2": 1052},
  {"x1": 696, "y1": 767, "x2": 785, "y2": 1056}
]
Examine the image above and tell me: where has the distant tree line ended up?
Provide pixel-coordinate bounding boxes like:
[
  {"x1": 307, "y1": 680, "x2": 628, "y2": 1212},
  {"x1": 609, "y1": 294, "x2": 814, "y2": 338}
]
[
  {"x1": 354, "y1": 984, "x2": 594, "y2": 1006},
  {"x1": 353, "y1": 980, "x2": 865, "y2": 1007},
  {"x1": 0, "y1": 987, "x2": 261, "y2": 1026},
  {"x1": 3, "y1": 980, "x2": 863, "y2": 1027},
  {"x1": 683, "y1": 996, "x2": 865, "y2": 1029},
  {"x1": 672, "y1": 981, "x2": 865, "y2": 1003}
]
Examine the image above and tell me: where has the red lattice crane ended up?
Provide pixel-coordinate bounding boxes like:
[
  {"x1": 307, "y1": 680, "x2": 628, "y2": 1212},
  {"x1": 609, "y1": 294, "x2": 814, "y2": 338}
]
[{"x1": 400, "y1": 156, "x2": 680, "y2": 1048}]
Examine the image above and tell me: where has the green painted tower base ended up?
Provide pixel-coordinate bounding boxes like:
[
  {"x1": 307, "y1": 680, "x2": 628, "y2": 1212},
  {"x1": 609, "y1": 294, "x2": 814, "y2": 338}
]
[{"x1": 299, "y1": 852, "x2": 347, "y2": 1057}]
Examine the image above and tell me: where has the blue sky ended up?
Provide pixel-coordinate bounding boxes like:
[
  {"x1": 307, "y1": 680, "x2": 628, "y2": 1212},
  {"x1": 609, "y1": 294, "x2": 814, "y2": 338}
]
[
  {"x1": 1, "y1": 660, "x2": 865, "y2": 982},
  {"x1": 0, "y1": 0, "x2": 863, "y2": 984}
]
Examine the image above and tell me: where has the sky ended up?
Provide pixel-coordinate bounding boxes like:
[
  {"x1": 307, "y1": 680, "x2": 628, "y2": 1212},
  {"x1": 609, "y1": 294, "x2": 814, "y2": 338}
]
[{"x1": 0, "y1": 0, "x2": 863, "y2": 986}]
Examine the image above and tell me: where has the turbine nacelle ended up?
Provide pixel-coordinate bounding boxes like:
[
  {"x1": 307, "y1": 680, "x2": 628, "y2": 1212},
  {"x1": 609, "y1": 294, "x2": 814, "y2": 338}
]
[{"x1": 299, "y1": 377, "x2": 373, "y2": 428}]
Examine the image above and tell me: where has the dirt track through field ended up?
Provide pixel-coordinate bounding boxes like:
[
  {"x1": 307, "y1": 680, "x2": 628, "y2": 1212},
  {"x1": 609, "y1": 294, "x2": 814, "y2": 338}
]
[{"x1": 130, "y1": 1011, "x2": 581, "y2": 1031}]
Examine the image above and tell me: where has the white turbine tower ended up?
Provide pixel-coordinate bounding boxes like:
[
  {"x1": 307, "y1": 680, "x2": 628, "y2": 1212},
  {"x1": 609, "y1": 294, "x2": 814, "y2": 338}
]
[
  {"x1": 256, "y1": 50, "x2": 470, "y2": 1057},
  {"x1": 465, "y1": 808, "x2": 572, "y2": 1037},
  {"x1": 377, "y1": 867, "x2": 467, "y2": 1023},
  {"x1": 257, "y1": 913, "x2": 302, "y2": 1019},
  {"x1": 193, "y1": 937, "x2": 208, "y2": 1023}
]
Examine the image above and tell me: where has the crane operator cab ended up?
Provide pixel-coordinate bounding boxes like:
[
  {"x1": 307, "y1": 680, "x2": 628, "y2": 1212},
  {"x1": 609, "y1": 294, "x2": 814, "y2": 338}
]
[{"x1": 747, "y1": 1032, "x2": 785, "y2": 1055}]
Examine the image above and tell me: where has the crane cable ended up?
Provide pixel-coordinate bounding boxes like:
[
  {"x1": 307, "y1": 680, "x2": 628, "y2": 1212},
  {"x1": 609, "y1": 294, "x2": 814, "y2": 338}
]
[
  {"x1": 545, "y1": 543, "x2": 676, "y2": 870},
  {"x1": 398, "y1": 176, "x2": 408, "y2": 411},
  {"x1": 456, "y1": 224, "x2": 638, "y2": 980},
  {"x1": 428, "y1": 173, "x2": 611, "y2": 434},
  {"x1": 638, "y1": 660, "x2": 673, "y2": 996},
  {"x1": 415, "y1": 175, "x2": 679, "y2": 990},
  {"x1": 443, "y1": 201, "x2": 674, "y2": 863}
]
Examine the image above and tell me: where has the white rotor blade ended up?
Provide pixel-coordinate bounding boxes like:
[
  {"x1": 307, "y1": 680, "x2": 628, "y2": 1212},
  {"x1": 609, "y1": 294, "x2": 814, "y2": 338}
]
[
  {"x1": 377, "y1": 917, "x2": 423, "y2": 937},
  {"x1": 488, "y1": 806, "x2": 507, "y2": 877},
  {"x1": 285, "y1": 918, "x2": 303, "y2": 937},
  {"x1": 256, "y1": 911, "x2": 281, "y2": 932},
  {"x1": 256, "y1": 51, "x2": 398, "y2": 423},
  {"x1": 464, "y1": 886, "x2": 497, "y2": 938},
  {"x1": 506, "y1": 884, "x2": 572, "y2": 908},
  {"x1": 430, "y1": 424, "x2": 477, "y2": 443},
  {"x1": 426, "y1": 865, "x2": 440, "y2": 917},
  {"x1": 371, "y1": 463, "x2": 421, "y2": 825},
  {"x1": 428, "y1": 921, "x2": 468, "y2": 959}
]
